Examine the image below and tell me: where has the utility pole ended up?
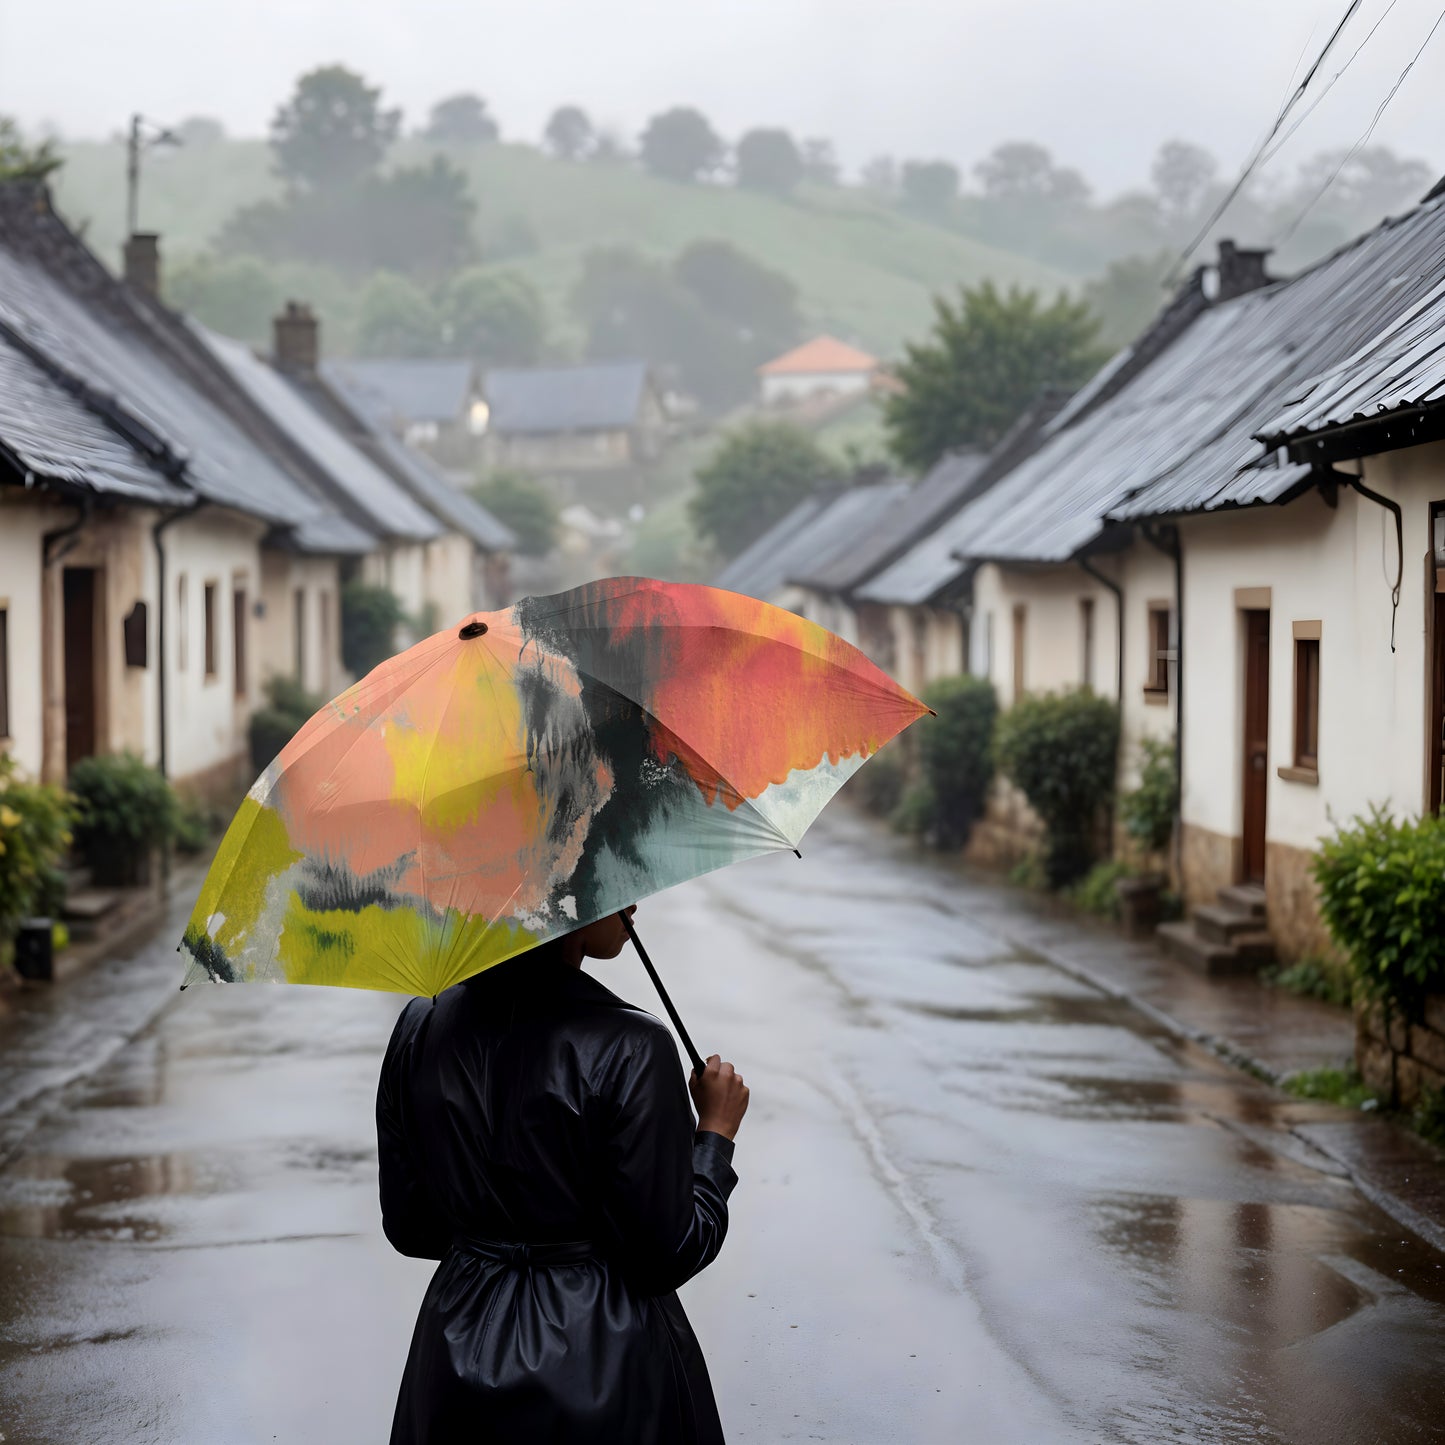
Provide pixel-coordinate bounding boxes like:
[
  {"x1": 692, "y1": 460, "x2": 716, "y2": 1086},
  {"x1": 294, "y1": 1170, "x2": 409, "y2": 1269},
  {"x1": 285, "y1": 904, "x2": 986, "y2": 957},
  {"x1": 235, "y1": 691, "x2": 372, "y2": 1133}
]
[{"x1": 125, "y1": 113, "x2": 181, "y2": 238}]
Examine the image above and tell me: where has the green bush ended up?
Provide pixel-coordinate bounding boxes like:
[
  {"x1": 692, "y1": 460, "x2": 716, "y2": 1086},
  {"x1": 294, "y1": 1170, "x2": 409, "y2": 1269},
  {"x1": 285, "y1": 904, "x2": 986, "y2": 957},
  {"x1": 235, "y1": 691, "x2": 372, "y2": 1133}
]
[
  {"x1": 1068, "y1": 860, "x2": 1132, "y2": 920},
  {"x1": 69, "y1": 752, "x2": 177, "y2": 883},
  {"x1": 341, "y1": 580, "x2": 406, "y2": 677},
  {"x1": 1415, "y1": 1088, "x2": 1445, "y2": 1148},
  {"x1": 890, "y1": 779, "x2": 936, "y2": 837},
  {"x1": 249, "y1": 675, "x2": 323, "y2": 773},
  {"x1": 915, "y1": 676, "x2": 997, "y2": 848},
  {"x1": 995, "y1": 690, "x2": 1119, "y2": 887},
  {"x1": 1313, "y1": 806, "x2": 1445, "y2": 1013},
  {"x1": 852, "y1": 745, "x2": 905, "y2": 818},
  {"x1": 470, "y1": 470, "x2": 559, "y2": 557},
  {"x1": 1261, "y1": 956, "x2": 1352, "y2": 1009},
  {"x1": 1284, "y1": 1065, "x2": 1378, "y2": 1110},
  {"x1": 0, "y1": 754, "x2": 74, "y2": 934},
  {"x1": 1120, "y1": 737, "x2": 1177, "y2": 857}
]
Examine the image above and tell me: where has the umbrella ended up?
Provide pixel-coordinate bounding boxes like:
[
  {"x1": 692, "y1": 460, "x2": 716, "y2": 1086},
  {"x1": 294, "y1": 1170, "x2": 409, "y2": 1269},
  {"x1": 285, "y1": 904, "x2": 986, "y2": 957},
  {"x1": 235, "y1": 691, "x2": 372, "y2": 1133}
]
[{"x1": 180, "y1": 577, "x2": 928, "y2": 1068}]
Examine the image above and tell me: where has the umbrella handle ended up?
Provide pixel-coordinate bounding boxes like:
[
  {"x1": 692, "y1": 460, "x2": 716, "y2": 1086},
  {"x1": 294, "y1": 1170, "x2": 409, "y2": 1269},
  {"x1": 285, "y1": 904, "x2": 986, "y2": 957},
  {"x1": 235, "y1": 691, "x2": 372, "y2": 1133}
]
[{"x1": 619, "y1": 912, "x2": 709, "y2": 1083}]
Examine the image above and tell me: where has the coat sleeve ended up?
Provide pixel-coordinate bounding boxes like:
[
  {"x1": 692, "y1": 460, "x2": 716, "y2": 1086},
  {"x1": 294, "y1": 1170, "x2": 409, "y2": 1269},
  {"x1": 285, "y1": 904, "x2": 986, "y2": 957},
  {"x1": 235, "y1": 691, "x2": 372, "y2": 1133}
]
[
  {"x1": 595, "y1": 1019, "x2": 738, "y2": 1296},
  {"x1": 376, "y1": 1001, "x2": 452, "y2": 1261}
]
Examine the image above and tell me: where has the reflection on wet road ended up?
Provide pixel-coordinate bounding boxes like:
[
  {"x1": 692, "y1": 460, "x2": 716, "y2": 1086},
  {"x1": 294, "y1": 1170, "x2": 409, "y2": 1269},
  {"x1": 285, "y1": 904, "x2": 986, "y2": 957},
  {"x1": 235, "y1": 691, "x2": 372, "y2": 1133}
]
[{"x1": 2, "y1": 808, "x2": 1444, "y2": 1442}]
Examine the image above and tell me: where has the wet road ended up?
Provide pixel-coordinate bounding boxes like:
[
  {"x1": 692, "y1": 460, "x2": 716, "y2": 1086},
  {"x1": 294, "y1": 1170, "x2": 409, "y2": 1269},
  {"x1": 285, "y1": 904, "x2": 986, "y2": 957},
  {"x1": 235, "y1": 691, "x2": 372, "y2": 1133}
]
[{"x1": 3, "y1": 809, "x2": 1445, "y2": 1443}]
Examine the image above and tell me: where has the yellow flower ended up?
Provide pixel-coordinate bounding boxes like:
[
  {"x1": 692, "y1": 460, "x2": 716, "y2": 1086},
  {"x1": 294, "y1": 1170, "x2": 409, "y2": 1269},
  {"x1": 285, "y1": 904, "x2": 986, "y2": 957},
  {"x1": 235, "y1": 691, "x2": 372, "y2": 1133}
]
[{"x1": 0, "y1": 805, "x2": 20, "y2": 828}]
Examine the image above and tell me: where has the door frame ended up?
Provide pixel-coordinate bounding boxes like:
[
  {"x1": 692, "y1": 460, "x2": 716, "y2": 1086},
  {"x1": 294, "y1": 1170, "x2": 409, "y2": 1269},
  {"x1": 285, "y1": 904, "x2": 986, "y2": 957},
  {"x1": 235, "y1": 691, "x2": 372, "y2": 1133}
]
[
  {"x1": 1429, "y1": 502, "x2": 1445, "y2": 814},
  {"x1": 1240, "y1": 606, "x2": 1271, "y2": 885}
]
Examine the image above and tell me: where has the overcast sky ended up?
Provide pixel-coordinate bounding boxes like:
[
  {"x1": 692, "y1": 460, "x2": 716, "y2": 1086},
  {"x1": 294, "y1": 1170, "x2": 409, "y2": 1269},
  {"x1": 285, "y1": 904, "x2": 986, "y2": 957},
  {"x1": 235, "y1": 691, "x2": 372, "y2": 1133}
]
[{"x1": 1, "y1": 0, "x2": 1441, "y2": 191}]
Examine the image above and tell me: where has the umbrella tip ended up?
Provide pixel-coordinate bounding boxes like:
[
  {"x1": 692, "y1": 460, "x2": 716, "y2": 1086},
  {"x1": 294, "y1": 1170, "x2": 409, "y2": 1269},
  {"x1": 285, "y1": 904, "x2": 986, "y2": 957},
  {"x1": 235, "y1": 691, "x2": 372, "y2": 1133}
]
[
  {"x1": 793, "y1": 848, "x2": 802, "y2": 859},
  {"x1": 459, "y1": 619, "x2": 489, "y2": 639}
]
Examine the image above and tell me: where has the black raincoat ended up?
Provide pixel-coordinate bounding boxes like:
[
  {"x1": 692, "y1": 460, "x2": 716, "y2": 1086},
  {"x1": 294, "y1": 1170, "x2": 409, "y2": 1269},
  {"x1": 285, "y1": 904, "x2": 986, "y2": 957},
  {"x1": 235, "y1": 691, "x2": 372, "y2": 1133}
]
[{"x1": 377, "y1": 943, "x2": 737, "y2": 1444}]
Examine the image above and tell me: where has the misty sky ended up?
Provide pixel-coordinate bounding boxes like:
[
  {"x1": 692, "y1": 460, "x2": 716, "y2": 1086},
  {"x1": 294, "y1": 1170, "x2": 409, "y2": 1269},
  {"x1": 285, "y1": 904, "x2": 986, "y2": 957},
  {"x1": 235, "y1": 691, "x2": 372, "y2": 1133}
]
[{"x1": 2, "y1": 0, "x2": 1441, "y2": 191}]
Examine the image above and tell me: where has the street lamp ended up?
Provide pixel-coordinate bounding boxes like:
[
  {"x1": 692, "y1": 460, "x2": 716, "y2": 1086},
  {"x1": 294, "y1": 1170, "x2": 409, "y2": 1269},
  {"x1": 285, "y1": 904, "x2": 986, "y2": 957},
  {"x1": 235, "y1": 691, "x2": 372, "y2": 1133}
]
[{"x1": 125, "y1": 114, "x2": 182, "y2": 237}]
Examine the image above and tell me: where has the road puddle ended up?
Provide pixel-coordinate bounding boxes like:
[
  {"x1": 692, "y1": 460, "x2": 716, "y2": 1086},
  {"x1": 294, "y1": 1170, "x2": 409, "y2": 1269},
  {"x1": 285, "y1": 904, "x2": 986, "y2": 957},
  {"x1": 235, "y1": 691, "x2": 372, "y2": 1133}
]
[{"x1": 0, "y1": 1152, "x2": 197, "y2": 1242}]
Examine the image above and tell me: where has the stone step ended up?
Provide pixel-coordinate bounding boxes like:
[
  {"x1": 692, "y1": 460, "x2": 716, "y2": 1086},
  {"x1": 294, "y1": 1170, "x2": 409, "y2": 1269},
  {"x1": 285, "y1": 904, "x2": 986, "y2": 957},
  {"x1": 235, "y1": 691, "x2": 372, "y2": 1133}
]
[
  {"x1": 1193, "y1": 902, "x2": 1267, "y2": 946},
  {"x1": 1157, "y1": 920, "x2": 1272, "y2": 977},
  {"x1": 1217, "y1": 883, "x2": 1267, "y2": 919},
  {"x1": 62, "y1": 888, "x2": 124, "y2": 941}
]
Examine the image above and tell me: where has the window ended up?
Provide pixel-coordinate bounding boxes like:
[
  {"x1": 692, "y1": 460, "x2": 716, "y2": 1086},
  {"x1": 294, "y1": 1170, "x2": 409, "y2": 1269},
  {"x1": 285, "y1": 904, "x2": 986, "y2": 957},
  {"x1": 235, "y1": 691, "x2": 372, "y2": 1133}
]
[
  {"x1": 203, "y1": 582, "x2": 217, "y2": 679},
  {"x1": 176, "y1": 574, "x2": 188, "y2": 671},
  {"x1": 232, "y1": 587, "x2": 247, "y2": 699},
  {"x1": 294, "y1": 588, "x2": 307, "y2": 684},
  {"x1": 1012, "y1": 604, "x2": 1027, "y2": 700},
  {"x1": 1291, "y1": 621, "x2": 1321, "y2": 775},
  {"x1": 0, "y1": 605, "x2": 10, "y2": 740},
  {"x1": 1145, "y1": 603, "x2": 1171, "y2": 699},
  {"x1": 1080, "y1": 597, "x2": 1095, "y2": 691}
]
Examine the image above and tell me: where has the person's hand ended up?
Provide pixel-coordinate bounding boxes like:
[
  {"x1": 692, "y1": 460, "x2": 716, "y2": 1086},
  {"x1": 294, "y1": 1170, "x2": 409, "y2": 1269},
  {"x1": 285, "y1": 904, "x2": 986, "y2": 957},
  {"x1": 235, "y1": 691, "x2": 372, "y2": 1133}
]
[{"x1": 689, "y1": 1055, "x2": 749, "y2": 1141}]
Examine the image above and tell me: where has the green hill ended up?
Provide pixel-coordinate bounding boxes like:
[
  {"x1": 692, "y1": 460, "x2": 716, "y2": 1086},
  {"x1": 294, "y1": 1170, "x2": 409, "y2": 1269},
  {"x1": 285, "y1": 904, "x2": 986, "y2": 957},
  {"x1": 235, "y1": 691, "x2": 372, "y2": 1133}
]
[{"x1": 53, "y1": 139, "x2": 1070, "y2": 357}]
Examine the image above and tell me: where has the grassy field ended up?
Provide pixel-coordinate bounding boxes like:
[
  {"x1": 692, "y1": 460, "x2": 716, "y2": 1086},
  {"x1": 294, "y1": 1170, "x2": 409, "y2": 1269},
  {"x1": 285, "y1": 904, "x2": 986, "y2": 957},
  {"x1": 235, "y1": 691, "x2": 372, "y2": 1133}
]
[{"x1": 54, "y1": 139, "x2": 1070, "y2": 358}]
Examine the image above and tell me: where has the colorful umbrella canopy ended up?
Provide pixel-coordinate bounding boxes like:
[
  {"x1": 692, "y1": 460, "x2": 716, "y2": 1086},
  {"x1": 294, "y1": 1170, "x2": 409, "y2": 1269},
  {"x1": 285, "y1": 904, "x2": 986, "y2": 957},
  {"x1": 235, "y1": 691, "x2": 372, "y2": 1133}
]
[{"x1": 181, "y1": 577, "x2": 928, "y2": 996}]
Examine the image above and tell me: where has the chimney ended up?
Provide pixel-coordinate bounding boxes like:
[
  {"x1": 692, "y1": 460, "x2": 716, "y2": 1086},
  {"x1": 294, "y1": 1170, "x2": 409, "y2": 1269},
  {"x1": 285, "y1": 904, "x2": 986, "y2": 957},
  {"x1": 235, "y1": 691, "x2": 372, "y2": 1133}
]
[
  {"x1": 273, "y1": 301, "x2": 319, "y2": 374},
  {"x1": 1215, "y1": 239, "x2": 1273, "y2": 302},
  {"x1": 122, "y1": 232, "x2": 161, "y2": 299}
]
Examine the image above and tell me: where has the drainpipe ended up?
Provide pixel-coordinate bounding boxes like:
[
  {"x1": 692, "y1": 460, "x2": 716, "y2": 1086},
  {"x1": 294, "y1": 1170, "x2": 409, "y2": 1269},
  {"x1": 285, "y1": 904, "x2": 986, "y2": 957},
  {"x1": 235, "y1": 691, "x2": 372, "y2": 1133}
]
[
  {"x1": 1343, "y1": 469, "x2": 1403, "y2": 654},
  {"x1": 1144, "y1": 523, "x2": 1185, "y2": 881},
  {"x1": 1078, "y1": 552, "x2": 1124, "y2": 709}
]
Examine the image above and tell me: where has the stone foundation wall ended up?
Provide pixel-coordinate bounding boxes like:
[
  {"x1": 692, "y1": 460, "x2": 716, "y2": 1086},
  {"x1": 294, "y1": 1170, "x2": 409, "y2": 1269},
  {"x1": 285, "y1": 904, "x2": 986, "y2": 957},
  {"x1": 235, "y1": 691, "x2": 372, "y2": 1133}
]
[
  {"x1": 174, "y1": 751, "x2": 250, "y2": 810},
  {"x1": 1356, "y1": 996, "x2": 1445, "y2": 1108},
  {"x1": 965, "y1": 777, "x2": 1045, "y2": 870},
  {"x1": 1179, "y1": 822, "x2": 1236, "y2": 911},
  {"x1": 1264, "y1": 840, "x2": 1337, "y2": 963}
]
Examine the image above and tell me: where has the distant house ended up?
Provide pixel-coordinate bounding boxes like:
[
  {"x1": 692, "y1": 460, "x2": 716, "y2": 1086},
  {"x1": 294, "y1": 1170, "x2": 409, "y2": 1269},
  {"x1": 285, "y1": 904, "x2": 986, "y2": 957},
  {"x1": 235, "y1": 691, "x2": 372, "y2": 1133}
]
[
  {"x1": 476, "y1": 362, "x2": 666, "y2": 475},
  {"x1": 757, "y1": 336, "x2": 881, "y2": 406},
  {"x1": 332, "y1": 358, "x2": 483, "y2": 470}
]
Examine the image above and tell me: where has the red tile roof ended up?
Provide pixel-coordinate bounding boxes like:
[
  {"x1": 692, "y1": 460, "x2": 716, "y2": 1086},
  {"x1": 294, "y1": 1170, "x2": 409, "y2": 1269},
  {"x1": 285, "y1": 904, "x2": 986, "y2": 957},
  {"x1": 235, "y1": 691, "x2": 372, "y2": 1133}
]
[{"x1": 758, "y1": 335, "x2": 880, "y2": 376}]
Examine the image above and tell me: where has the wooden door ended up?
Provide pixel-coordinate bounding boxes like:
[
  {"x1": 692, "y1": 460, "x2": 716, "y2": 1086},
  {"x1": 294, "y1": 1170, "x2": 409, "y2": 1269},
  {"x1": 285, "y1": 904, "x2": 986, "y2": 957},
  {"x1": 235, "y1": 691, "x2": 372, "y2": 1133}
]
[
  {"x1": 1241, "y1": 609, "x2": 1270, "y2": 883},
  {"x1": 63, "y1": 567, "x2": 98, "y2": 771},
  {"x1": 1430, "y1": 590, "x2": 1445, "y2": 814}
]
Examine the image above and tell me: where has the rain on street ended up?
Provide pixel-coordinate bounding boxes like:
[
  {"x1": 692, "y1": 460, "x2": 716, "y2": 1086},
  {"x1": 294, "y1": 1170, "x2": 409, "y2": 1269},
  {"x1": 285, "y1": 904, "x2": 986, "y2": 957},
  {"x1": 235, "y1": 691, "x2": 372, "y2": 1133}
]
[{"x1": 2, "y1": 806, "x2": 1444, "y2": 1445}]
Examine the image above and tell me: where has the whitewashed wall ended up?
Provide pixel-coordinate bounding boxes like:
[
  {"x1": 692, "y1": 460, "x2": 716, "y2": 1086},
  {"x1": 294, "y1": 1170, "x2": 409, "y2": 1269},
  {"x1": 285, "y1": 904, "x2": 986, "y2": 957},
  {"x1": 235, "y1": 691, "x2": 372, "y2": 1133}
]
[
  {"x1": 0, "y1": 494, "x2": 64, "y2": 777},
  {"x1": 761, "y1": 371, "x2": 872, "y2": 404},
  {"x1": 424, "y1": 534, "x2": 480, "y2": 629},
  {"x1": 258, "y1": 552, "x2": 345, "y2": 700}
]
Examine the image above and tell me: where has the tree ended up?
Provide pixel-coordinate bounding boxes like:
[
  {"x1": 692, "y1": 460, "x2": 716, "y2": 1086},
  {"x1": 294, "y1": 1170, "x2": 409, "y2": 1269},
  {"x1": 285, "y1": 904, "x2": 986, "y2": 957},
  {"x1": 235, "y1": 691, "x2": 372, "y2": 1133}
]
[
  {"x1": 1083, "y1": 252, "x2": 1171, "y2": 352},
  {"x1": 0, "y1": 116, "x2": 60, "y2": 182},
  {"x1": 356, "y1": 272, "x2": 441, "y2": 357},
  {"x1": 166, "y1": 253, "x2": 279, "y2": 343},
  {"x1": 270, "y1": 66, "x2": 401, "y2": 192},
  {"x1": 638, "y1": 107, "x2": 725, "y2": 184},
  {"x1": 671, "y1": 240, "x2": 801, "y2": 358},
  {"x1": 470, "y1": 471, "x2": 558, "y2": 556},
  {"x1": 359, "y1": 157, "x2": 476, "y2": 277},
  {"x1": 975, "y1": 141, "x2": 1090, "y2": 204},
  {"x1": 443, "y1": 268, "x2": 547, "y2": 365},
  {"x1": 735, "y1": 128, "x2": 803, "y2": 195},
  {"x1": 176, "y1": 115, "x2": 226, "y2": 148},
  {"x1": 884, "y1": 281, "x2": 1105, "y2": 472},
  {"x1": 424, "y1": 93, "x2": 499, "y2": 145},
  {"x1": 1289, "y1": 144, "x2": 1432, "y2": 221},
  {"x1": 1150, "y1": 140, "x2": 1217, "y2": 221},
  {"x1": 900, "y1": 160, "x2": 959, "y2": 217},
  {"x1": 861, "y1": 155, "x2": 898, "y2": 198},
  {"x1": 801, "y1": 138, "x2": 839, "y2": 187},
  {"x1": 544, "y1": 105, "x2": 594, "y2": 161},
  {"x1": 690, "y1": 421, "x2": 838, "y2": 557}
]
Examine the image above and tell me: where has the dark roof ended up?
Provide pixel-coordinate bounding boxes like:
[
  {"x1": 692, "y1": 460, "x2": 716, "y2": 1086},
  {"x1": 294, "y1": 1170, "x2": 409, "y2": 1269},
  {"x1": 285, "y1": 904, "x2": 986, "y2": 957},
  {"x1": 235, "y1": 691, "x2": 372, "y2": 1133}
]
[
  {"x1": 195, "y1": 326, "x2": 442, "y2": 543},
  {"x1": 712, "y1": 480, "x2": 910, "y2": 603},
  {"x1": 483, "y1": 362, "x2": 651, "y2": 435},
  {"x1": 320, "y1": 361, "x2": 516, "y2": 552},
  {"x1": 791, "y1": 452, "x2": 985, "y2": 595},
  {"x1": 332, "y1": 358, "x2": 476, "y2": 425},
  {"x1": 0, "y1": 182, "x2": 374, "y2": 554}
]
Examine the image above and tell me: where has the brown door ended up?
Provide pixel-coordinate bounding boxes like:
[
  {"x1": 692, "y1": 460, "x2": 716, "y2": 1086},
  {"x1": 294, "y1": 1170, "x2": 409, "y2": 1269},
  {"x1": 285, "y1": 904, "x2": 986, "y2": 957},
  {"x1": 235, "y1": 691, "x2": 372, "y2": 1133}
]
[
  {"x1": 1241, "y1": 609, "x2": 1270, "y2": 883},
  {"x1": 1430, "y1": 591, "x2": 1445, "y2": 814},
  {"x1": 63, "y1": 567, "x2": 98, "y2": 771}
]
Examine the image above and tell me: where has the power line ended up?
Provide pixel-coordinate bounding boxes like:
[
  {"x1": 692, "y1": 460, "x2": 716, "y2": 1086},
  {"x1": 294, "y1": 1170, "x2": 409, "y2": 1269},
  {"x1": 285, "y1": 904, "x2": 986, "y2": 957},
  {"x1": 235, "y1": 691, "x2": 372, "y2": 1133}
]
[
  {"x1": 1166, "y1": 0, "x2": 1366, "y2": 281},
  {"x1": 1257, "y1": 0, "x2": 1404, "y2": 167},
  {"x1": 1272, "y1": 3, "x2": 1445, "y2": 246}
]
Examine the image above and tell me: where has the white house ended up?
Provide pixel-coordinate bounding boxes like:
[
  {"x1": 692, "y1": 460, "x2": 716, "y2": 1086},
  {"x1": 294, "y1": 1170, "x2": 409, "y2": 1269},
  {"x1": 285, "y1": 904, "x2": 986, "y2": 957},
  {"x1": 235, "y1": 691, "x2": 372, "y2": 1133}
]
[{"x1": 757, "y1": 336, "x2": 881, "y2": 406}]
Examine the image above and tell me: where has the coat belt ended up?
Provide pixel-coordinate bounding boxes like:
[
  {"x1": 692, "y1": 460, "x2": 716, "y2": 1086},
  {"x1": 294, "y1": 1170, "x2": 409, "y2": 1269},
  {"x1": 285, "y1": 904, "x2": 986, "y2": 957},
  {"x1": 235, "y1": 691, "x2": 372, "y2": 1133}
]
[{"x1": 452, "y1": 1235, "x2": 595, "y2": 1268}]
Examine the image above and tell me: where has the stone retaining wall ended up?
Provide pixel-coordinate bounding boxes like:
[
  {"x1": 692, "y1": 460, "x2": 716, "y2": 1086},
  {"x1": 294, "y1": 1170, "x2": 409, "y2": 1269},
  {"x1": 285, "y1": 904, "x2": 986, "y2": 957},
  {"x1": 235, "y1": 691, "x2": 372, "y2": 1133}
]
[{"x1": 1356, "y1": 995, "x2": 1445, "y2": 1107}]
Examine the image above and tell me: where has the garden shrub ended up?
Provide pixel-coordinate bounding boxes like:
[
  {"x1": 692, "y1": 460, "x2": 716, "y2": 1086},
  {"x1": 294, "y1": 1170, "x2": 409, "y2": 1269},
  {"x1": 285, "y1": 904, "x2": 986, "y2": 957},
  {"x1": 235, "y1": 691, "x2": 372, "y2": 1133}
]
[
  {"x1": 0, "y1": 754, "x2": 74, "y2": 936},
  {"x1": 249, "y1": 675, "x2": 323, "y2": 773},
  {"x1": 1068, "y1": 859, "x2": 1132, "y2": 920},
  {"x1": 1261, "y1": 956, "x2": 1352, "y2": 1009},
  {"x1": 912, "y1": 675, "x2": 997, "y2": 848},
  {"x1": 853, "y1": 744, "x2": 905, "y2": 818},
  {"x1": 890, "y1": 779, "x2": 937, "y2": 838},
  {"x1": 1313, "y1": 806, "x2": 1445, "y2": 1014},
  {"x1": 69, "y1": 752, "x2": 178, "y2": 884},
  {"x1": 995, "y1": 690, "x2": 1119, "y2": 887},
  {"x1": 1120, "y1": 737, "x2": 1177, "y2": 859},
  {"x1": 341, "y1": 580, "x2": 406, "y2": 677}
]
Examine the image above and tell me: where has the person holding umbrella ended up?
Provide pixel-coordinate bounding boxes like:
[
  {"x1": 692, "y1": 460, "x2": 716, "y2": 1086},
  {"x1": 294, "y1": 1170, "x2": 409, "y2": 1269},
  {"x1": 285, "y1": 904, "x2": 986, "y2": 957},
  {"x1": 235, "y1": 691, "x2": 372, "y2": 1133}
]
[
  {"x1": 377, "y1": 906, "x2": 749, "y2": 1443},
  {"x1": 179, "y1": 577, "x2": 927, "y2": 1442}
]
